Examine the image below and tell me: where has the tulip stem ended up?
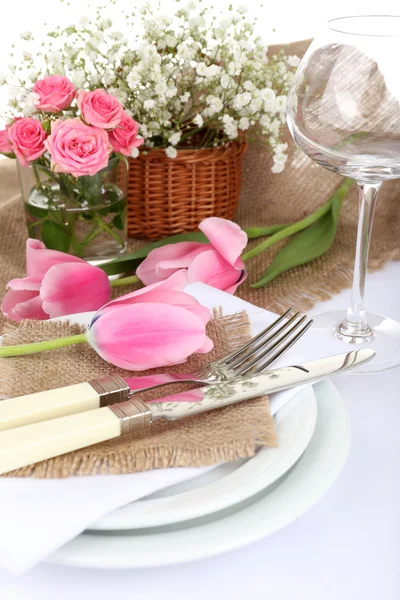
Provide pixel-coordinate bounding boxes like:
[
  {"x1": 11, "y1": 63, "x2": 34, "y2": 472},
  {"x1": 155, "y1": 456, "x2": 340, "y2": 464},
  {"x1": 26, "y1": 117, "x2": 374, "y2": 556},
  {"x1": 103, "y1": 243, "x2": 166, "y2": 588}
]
[
  {"x1": 0, "y1": 333, "x2": 87, "y2": 357},
  {"x1": 110, "y1": 275, "x2": 140, "y2": 288}
]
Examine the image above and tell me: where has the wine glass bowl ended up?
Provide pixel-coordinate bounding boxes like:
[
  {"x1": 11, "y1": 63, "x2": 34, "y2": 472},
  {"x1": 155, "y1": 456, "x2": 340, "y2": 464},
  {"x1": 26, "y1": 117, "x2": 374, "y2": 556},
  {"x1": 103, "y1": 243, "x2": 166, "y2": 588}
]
[{"x1": 286, "y1": 16, "x2": 400, "y2": 372}]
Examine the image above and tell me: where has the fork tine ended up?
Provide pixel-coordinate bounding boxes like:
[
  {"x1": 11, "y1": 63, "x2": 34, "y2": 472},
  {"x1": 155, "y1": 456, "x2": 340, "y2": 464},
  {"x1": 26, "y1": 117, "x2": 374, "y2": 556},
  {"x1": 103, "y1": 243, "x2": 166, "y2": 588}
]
[
  {"x1": 227, "y1": 311, "x2": 302, "y2": 370},
  {"x1": 237, "y1": 318, "x2": 313, "y2": 376},
  {"x1": 215, "y1": 308, "x2": 293, "y2": 367}
]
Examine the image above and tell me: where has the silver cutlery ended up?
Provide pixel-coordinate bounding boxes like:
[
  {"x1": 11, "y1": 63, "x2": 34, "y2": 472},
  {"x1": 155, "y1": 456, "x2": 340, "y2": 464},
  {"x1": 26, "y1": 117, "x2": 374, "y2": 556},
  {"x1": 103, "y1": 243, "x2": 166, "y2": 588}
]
[
  {"x1": 0, "y1": 308, "x2": 313, "y2": 431},
  {"x1": 0, "y1": 348, "x2": 375, "y2": 475}
]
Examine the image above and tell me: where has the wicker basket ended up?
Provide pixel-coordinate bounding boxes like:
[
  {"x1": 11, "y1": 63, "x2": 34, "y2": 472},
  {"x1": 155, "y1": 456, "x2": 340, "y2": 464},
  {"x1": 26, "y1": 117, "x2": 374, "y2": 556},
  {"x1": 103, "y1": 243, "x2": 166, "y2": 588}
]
[{"x1": 127, "y1": 139, "x2": 248, "y2": 239}]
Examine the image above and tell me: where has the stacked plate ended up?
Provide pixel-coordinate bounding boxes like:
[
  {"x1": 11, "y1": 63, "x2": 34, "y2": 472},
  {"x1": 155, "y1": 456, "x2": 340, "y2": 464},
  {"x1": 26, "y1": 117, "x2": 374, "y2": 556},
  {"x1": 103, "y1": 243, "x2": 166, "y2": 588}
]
[{"x1": 47, "y1": 288, "x2": 351, "y2": 569}]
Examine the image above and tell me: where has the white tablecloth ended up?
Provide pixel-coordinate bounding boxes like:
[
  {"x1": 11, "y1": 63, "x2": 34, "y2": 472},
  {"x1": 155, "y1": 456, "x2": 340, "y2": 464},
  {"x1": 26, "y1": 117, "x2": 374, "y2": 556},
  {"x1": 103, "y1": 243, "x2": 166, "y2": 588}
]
[{"x1": 1, "y1": 261, "x2": 400, "y2": 599}]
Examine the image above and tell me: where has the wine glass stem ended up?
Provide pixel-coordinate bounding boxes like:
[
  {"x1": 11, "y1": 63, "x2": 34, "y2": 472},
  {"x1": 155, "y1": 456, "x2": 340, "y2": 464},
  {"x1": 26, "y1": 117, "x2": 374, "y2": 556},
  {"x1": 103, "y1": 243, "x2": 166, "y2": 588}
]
[{"x1": 338, "y1": 182, "x2": 380, "y2": 338}]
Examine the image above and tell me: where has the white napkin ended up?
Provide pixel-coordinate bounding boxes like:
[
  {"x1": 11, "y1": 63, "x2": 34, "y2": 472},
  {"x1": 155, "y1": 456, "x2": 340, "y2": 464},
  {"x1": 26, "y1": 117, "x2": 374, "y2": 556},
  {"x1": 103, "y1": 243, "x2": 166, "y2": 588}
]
[{"x1": 0, "y1": 284, "x2": 311, "y2": 574}]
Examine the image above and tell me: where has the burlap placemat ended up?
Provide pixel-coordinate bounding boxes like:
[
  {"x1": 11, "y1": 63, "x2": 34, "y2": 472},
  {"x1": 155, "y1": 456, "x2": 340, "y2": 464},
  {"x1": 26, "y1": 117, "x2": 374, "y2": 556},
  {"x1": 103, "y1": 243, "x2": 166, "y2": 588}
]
[
  {"x1": 0, "y1": 40, "x2": 399, "y2": 323},
  {"x1": 0, "y1": 309, "x2": 276, "y2": 478}
]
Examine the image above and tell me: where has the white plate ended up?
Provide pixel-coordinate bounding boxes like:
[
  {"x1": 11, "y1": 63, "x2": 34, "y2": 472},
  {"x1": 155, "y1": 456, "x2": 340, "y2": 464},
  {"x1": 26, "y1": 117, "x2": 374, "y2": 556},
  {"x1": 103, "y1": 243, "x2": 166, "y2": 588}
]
[
  {"x1": 48, "y1": 379, "x2": 350, "y2": 569},
  {"x1": 91, "y1": 385, "x2": 317, "y2": 530}
]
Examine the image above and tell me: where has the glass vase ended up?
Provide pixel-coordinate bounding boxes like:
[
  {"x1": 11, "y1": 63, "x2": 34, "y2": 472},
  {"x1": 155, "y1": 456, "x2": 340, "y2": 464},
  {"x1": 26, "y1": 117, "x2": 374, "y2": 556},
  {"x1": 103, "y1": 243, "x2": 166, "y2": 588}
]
[{"x1": 18, "y1": 158, "x2": 128, "y2": 262}]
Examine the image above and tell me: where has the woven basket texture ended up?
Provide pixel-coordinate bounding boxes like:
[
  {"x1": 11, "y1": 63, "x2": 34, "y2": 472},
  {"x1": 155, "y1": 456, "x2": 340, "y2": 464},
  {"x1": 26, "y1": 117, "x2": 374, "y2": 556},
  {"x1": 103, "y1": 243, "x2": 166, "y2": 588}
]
[{"x1": 127, "y1": 139, "x2": 248, "y2": 239}]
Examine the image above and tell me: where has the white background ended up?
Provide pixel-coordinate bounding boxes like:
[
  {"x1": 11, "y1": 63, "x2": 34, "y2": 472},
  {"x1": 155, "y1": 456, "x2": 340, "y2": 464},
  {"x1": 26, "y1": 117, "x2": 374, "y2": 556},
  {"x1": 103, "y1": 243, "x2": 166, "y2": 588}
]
[{"x1": 1, "y1": 1, "x2": 400, "y2": 598}]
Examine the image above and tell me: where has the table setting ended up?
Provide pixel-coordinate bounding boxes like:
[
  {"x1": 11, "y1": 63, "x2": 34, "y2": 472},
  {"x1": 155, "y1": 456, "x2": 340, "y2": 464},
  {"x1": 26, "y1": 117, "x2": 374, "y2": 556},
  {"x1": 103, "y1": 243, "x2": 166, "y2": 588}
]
[{"x1": 0, "y1": 3, "x2": 399, "y2": 598}]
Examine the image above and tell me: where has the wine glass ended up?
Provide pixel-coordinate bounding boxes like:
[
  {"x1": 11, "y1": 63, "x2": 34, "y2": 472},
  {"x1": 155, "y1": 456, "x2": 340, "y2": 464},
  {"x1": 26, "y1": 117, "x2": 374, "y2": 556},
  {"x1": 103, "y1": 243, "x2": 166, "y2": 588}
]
[{"x1": 286, "y1": 15, "x2": 400, "y2": 372}]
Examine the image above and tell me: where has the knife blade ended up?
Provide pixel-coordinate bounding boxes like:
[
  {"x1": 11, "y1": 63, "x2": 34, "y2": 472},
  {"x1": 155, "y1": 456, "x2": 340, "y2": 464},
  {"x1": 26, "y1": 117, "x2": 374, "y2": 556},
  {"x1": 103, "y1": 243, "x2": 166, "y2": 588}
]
[{"x1": 0, "y1": 349, "x2": 374, "y2": 475}]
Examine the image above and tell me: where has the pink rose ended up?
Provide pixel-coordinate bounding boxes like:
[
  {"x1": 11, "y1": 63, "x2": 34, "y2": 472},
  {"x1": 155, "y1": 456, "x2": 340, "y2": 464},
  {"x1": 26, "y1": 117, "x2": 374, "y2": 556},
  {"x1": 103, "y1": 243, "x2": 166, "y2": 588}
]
[
  {"x1": 78, "y1": 89, "x2": 124, "y2": 129},
  {"x1": 7, "y1": 118, "x2": 47, "y2": 167},
  {"x1": 0, "y1": 127, "x2": 12, "y2": 154},
  {"x1": 136, "y1": 217, "x2": 248, "y2": 294},
  {"x1": 1, "y1": 239, "x2": 111, "y2": 322},
  {"x1": 33, "y1": 75, "x2": 77, "y2": 113},
  {"x1": 44, "y1": 118, "x2": 111, "y2": 177},
  {"x1": 108, "y1": 111, "x2": 143, "y2": 156}
]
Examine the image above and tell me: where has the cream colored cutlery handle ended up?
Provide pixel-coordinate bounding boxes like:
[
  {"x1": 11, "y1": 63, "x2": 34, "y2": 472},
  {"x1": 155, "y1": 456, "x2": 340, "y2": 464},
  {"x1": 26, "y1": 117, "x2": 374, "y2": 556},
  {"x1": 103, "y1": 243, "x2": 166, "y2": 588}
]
[
  {"x1": 0, "y1": 382, "x2": 101, "y2": 431},
  {"x1": 0, "y1": 407, "x2": 121, "y2": 475}
]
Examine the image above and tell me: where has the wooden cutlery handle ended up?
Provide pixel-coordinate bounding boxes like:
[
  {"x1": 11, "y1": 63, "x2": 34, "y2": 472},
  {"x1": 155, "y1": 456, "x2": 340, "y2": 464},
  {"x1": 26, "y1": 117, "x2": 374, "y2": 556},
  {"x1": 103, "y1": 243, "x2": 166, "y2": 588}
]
[
  {"x1": 0, "y1": 407, "x2": 122, "y2": 475},
  {"x1": 0, "y1": 375, "x2": 130, "y2": 431}
]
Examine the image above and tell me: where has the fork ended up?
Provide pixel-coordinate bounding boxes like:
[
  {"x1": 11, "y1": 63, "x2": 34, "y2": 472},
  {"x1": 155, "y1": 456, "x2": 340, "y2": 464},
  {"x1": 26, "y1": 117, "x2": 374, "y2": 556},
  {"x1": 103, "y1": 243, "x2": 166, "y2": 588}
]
[
  {"x1": 0, "y1": 308, "x2": 313, "y2": 431},
  {"x1": 126, "y1": 308, "x2": 313, "y2": 395}
]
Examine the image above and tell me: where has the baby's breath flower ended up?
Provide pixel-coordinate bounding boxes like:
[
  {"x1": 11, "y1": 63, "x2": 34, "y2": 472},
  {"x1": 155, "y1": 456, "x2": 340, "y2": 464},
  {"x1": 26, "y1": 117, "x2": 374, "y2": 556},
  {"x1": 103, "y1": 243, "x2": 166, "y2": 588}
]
[
  {"x1": 193, "y1": 114, "x2": 203, "y2": 127},
  {"x1": 3, "y1": 1, "x2": 297, "y2": 173},
  {"x1": 131, "y1": 147, "x2": 140, "y2": 158},
  {"x1": 168, "y1": 131, "x2": 181, "y2": 146},
  {"x1": 165, "y1": 146, "x2": 177, "y2": 158}
]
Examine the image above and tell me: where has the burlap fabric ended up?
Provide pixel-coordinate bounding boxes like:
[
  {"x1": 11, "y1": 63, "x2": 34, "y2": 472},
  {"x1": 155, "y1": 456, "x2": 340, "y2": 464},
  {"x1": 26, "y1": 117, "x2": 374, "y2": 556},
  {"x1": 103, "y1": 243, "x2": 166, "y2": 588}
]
[{"x1": 0, "y1": 310, "x2": 276, "y2": 478}]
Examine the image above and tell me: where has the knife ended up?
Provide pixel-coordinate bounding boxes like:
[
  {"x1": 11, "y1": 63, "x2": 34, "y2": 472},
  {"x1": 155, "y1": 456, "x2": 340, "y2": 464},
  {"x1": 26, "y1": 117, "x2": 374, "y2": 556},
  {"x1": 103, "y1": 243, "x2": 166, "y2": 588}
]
[{"x1": 0, "y1": 349, "x2": 374, "y2": 475}]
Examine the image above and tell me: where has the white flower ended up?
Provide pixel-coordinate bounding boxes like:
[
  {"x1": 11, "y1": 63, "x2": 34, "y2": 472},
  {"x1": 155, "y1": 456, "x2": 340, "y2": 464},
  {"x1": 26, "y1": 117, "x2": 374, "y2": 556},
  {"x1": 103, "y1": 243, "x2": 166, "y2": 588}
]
[
  {"x1": 157, "y1": 39, "x2": 167, "y2": 50},
  {"x1": 20, "y1": 31, "x2": 32, "y2": 41},
  {"x1": 220, "y1": 17, "x2": 232, "y2": 29},
  {"x1": 261, "y1": 88, "x2": 277, "y2": 112},
  {"x1": 222, "y1": 114, "x2": 238, "y2": 139},
  {"x1": 0, "y1": 74, "x2": 6, "y2": 86},
  {"x1": 232, "y1": 92, "x2": 252, "y2": 110},
  {"x1": 165, "y1": 34, "x2": 177, "y2": 48},
  {"x1": 189, "y1": 16, "x2": 205, "y2": 28},
  {"x1": 166, "y1": 85, "x2": 178, "y2": 98},
  {"x1": 144, "y1": 99, "x2": 156, "y2": 110},
  {"x1": 204, "y1": 95, "x2": 223, "y2": 115},
  {"x1": 180, "y1": 92, "x2": 190, "y2": 103},
  {"x1": 276, "y1": 95, "x2": 287, "y2": 112},
  {"x1": 186, "y1": 0, "x2": 197, "y2": 10},
  {"x1": 108, "y1": 87, "x2": 128, "y2": 105},
  {"x1": 131, "y1": 147, "x2": 140, "y2": 158},
  {"x1": 21, "y1": 91, "x2": 37, "y2": 116},
  {"x1": 100, "y1": 18, "x2": 112, "y2": 30},
  {"x1": 238, "y1": 117, "x2": 250, "y2": 130},
  {"x1": 287, "y1": 55, "x2": 300, "y2": 68},
  {"x1": 110, "y1": 31, "x2": 124, "y2": 41},
  {"x1": 139, "y1": 124, "x2": 149, "y2": 138},
  {"x1": 155, "y1": 81, "x2": 167, "y2": 96},
  {"x1": 72, "y1": 69, "x2": 86, "y2": 88},
  {"x1": 243, "y1": 80, "x2": 254, "y2": 92},
  {"x1": 165, "y1": 146, "x2": 177, "y2": 158},
  {"x1": 238, "y1": 5, "x2": 248, "y2": 13},
  {"x1": 249, "y1": 97, "x2": 263, "y2": 113},
  {"x1": 126, "y1": 67, "x2": 141, "y2": 88},
  {"x1": 193, "y1": 114, "x2": 203, "y2": 127},
  {"x1": 168, "y1": 132, "x2": 181, "y2": 146},
  {"x1": 220, "y1": 74, "x2": 231, "y2": 90},
  {"x1": 79, "y1": 16, "x2": 91, "y2": 27}
]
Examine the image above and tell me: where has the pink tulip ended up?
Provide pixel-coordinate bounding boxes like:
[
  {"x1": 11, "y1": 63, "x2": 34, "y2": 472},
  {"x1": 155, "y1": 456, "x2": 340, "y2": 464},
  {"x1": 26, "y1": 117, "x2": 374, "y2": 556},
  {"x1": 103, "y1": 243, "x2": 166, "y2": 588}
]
[
  {"x1": 86, "y1": 270, "x2": 213, "y2": 370},
  {"x1": 1, "y1": 239, "x2": 111, "y2": 322},
  {"x1": 136, "y1": 217, "x2": 248, "y2": 294},
  {"x1": 125, "y1": 374, "x2": 205, "y2": 403}
]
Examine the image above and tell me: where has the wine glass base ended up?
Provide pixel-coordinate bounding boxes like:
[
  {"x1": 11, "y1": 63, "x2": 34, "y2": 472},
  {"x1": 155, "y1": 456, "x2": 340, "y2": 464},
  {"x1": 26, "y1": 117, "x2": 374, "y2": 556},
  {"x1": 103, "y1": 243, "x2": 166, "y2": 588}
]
[{"x1": 310, "y1": 310, "x2": 400, "y2": 373}]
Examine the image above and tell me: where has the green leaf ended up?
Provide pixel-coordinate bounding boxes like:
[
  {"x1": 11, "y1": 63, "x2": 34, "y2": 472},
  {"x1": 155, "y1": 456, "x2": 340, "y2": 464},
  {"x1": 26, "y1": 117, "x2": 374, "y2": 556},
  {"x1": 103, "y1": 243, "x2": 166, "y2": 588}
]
[
  {"x1": 99, "y1": 230, "x2": 209, "y2": 276},
  {"x1": 41, "y1": 220, "x2": 71, "y2": 253},
  {"x1": 25, "y1": 202, "x2": 48, "y2": 220},
  {"x1": 252, "y1": 192, "x2": 344, "y2": 288},
  {"x1": 112, "y1": 214, "x2": 124, "y2": 230}
]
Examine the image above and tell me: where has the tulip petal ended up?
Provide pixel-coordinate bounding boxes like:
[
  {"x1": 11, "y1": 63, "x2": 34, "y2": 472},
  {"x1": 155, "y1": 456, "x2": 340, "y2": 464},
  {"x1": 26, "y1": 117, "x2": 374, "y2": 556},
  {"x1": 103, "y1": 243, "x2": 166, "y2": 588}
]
[
  {"x1": 199, "y1": 217, "x2": 247, "y2": 268},
  {"x1": 1, "y1": 288, "x2": 48, "y2": 322},
  {"x1": 7, "y1": 276, "x2": 42, "y2": 291},
  {"x1": 188, "y1": 249, "x2": 243, "y2": 293},
  {"x1": 136, "y1": 243, "x2": 205, "y2": 285},
  {"x1": 40, "y1": 263, "x2": 111, "y2": 318},
  {"x1": 26, "y1": 238, "x2": 85, "y2": 278},
  {"x1": 87, "y1": 302, "x2": 212, "y2": 371},
  {"x1": 98, "y1": 270, "x2": 190, "y2": 313}
]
